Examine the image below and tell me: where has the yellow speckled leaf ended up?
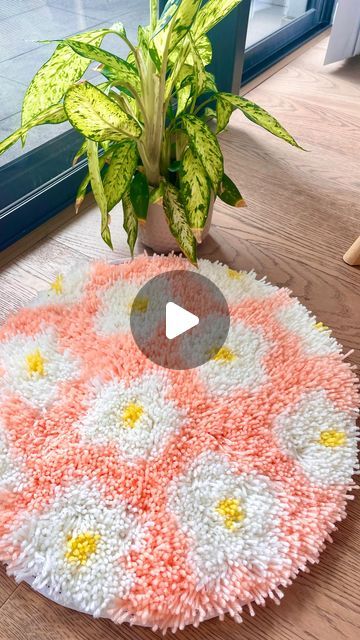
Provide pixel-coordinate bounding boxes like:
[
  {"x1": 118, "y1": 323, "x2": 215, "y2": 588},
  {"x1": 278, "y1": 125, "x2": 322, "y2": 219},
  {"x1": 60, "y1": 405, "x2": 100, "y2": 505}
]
[
  {"x1": 21, "y1": 28, "x2": 112, "y2": 130},
  {"x1": 64, "y1": 82, "x2": 141, "y2": 142},
  {"x1": 163, "y1": 181, "x2": 197, "y2": 265},
  {"x1": 87, "y1": 139, "x2": 112, "y2": 250},
  {"x1": 155, "y1": 0, "x2": 202, "y2": 54},
  {"x1": 181, "y1": 114, "x2": 223, "y2": 191},
  {"x1": 0, "y1": 104, "x2": 66, "y2": 156},
  {"x1": 66, "y1": 40, "x2": 141, "y2": 95},
  {"x1": 193, "y1": 0, "x2": 244, "y2": 37},
  {"x1": 103, "y1": 141, "x2": 138, "y2": 212},
  {"x1": 180, "y1": 146, "x2": 211, "y2": 233},
  {"x1": 216, "y1": 94, "x2": 234, "y2": 133},
  {"x1": 219, "y1": 92, "x2": 303, "y2": 148},
  {"x1": 122, "y1": 189, "x2": 138, "y2": 257}
]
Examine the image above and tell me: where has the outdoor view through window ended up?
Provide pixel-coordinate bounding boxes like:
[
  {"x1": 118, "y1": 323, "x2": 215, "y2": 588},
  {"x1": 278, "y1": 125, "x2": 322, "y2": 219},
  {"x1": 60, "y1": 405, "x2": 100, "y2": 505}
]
[{"x1": 0, "y1": 0, "x2": 149, "y2": 167}]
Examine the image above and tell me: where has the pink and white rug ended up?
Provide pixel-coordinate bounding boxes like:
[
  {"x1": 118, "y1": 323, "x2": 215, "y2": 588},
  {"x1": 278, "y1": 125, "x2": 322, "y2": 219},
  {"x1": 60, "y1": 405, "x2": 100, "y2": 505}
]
[{"x1": 0, "y1": 255, "x2": 358, "y2": 632}]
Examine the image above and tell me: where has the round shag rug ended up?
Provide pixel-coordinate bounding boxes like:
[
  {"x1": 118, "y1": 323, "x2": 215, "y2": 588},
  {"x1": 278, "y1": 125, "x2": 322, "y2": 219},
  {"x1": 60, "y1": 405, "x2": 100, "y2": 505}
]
[{"x1": 0, "y1": 255, "x2": 358, "y2": 632}]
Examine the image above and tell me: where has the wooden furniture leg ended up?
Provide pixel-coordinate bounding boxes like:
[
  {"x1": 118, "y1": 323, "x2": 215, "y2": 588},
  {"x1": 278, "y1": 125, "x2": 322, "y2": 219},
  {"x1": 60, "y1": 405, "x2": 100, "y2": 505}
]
[{"x1": 343, "y1": 236, "x2": 360, "y2": 266}]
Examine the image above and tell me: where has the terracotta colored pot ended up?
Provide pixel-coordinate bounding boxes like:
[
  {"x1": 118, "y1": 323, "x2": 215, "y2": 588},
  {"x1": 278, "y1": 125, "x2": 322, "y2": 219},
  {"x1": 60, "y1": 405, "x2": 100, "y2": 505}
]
[{"x1": 138, "y1": 198, "x2": 214, "y2": 253}]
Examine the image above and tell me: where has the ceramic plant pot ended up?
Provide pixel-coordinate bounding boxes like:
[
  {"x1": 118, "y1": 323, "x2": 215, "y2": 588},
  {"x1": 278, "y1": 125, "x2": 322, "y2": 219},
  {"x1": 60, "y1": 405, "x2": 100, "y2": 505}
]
[{"x1": 138, "y1": 198, "x2": 214, "y2": 253}]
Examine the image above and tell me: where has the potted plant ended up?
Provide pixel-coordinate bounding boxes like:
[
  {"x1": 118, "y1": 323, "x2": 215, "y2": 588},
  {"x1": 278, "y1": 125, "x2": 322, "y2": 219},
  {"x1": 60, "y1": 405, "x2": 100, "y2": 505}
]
[{"x1": 0, "y1": 0, "x2": 301, "y2": 265}]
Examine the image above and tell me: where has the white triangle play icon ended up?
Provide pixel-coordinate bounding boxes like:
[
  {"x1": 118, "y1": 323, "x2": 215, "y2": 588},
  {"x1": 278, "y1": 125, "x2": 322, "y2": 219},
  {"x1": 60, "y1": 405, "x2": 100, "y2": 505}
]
[{"x1": 166, "y1": 302, "x2": 199, "y2": 340}]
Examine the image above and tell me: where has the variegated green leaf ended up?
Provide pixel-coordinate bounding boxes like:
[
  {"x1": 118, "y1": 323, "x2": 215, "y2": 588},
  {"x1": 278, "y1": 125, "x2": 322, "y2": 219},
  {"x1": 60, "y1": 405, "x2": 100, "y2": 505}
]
[
  {"x1": 155, "y1": 0, "x2": 202, "y2": 54},
  {"x1": 153, "y1": 0, "x2": 182, "y2": 38},
  {"x1": 188, "y1": 34, "x2": 207, "y2": 95},
  {"x1": 205, "y1": 72, "x2": 218, "y2": 93},
  {"x1": 87, "y1": 139, "x2": 112, "y2": 249},
  {"x1": 168, "y1": 33, "x2": 212, "y2": 67},
  {"x1": 75, "y1": 171, "x2": 91, "y2": 214},
  {"x1": 72, "y1": 138, "x2": 87, "y2": 166},
  {"x1": 176, "y1": 83, "x2": 192, "y2": 116},
  {"x1": 192, "y1": 34, "x2": 213, "y2": 66},
  {"x1": 134, "y1": 25, "x2": 161, "y2": 71},
  {"x1": 75, "y1": 154, "x2": 109, "y2": 213},
  {"x1": 122, "y1": 189, "x2": 138, "y2": 257},
  {"x1": 218, "y1": 174, "x2": 246, "y2": 208},
  {"x1": 180, "y1": 146, "x2": 211, "y2": 237},
  {"x1": 138, "y1": 27, "x2": 161, "y2": 71},
  {"x1": 218, "y1": 93, "x2": 302, "y2": 148},
  {"x1": 181, "y1": 114, "x2": 223, "y2": 190},
  {"x1": 149, "y1": 181, "x2": 165, "y2": 204},
  {"x1": 148, "y1": 42, "x2": 162, "y2": 71},
  {"x1": 110, "y1": 90, "x2": 140, "y2": 122},
  {"x1": 66, "y1": 40, "x2": 141, "y2": 94},
  {"x1": 0, "y1": 104, "x2": 66, "y2": 156},
  {"x1": 203, "y1": 107, "x2": 217, "y2": 124},
  {"x1": 130, "y1": 172, "x2": 150, "y2": 220},
  {"x1": 21, "y1": 28, "x2": 110, "y2": 129},
  {"x1": 103, "y1": 140, "x2": 138, "y2": 212},
  {"x1": 193, "y1": 0, "x2": 244, "y2": 37},
  {"x1": 216, "y1": 94, "x2": 234, "y2": 133},
  {"x1": 166, "y1": 59, "x2": 192, "y2": 101},
  {"x1": 163, "y1": 181, "x2": 197, "y2": 265},
  {"x1": 64, "y1": 82, "x2": 141, "y2": 142}
]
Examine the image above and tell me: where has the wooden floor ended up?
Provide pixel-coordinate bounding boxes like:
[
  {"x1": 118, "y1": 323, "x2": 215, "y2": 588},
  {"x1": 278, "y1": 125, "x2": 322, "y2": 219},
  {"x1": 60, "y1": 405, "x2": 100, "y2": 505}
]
[{"x1": 0, "y1": 35, "x2": 359, "y2": 640}]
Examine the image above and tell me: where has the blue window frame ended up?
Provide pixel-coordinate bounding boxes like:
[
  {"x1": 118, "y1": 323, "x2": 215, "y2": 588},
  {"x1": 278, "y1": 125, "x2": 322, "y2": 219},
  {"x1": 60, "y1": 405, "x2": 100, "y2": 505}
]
[
  {"x1": 0, "y1": 0, "x2": 336, "y2": 252},
  {"x1": 243, "y1": 0, "x2": 336, "y2": 84}
]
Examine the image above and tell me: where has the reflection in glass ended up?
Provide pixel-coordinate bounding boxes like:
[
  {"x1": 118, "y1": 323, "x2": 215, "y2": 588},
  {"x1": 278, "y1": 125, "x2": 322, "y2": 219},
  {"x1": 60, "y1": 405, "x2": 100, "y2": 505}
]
[
  {"x1": 0, "y1": 0, "x2": 148, "y2": 167},
  {"x1": 246, "y1": 0, "x2": 310, "y2": 48}
]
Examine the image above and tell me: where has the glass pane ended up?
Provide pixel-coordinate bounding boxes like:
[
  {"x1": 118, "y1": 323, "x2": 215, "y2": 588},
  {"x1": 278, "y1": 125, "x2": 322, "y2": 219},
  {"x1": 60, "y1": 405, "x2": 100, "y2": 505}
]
[
  {"x1": 246, "y1": 0, "x2": 310, "y2": 48},
  {"x1": 0, "y1": 1, "x2": 149, "y2": 167}
]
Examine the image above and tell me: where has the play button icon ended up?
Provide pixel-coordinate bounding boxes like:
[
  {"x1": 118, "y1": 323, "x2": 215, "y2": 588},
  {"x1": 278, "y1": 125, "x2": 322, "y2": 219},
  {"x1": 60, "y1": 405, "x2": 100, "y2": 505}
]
[
  {"x1": 130, "y1": 269, "x2": 230, "y2": 370},
  {"x1": 166, "y1": 302, "x2": 199, "y2": 340}
]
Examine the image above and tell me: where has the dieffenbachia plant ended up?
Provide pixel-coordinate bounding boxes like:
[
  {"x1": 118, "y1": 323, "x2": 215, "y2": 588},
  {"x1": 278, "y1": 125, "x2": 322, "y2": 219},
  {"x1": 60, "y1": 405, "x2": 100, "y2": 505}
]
[{"x1": 0, "y1": 0, "x2": 301, "y2": 264}]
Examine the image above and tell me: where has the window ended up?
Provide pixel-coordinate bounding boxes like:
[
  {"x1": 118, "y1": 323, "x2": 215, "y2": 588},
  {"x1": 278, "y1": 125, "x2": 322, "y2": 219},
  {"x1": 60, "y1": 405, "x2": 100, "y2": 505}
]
[{"x1": 0, "y1": 1, "x2": 149, "y2": 249}]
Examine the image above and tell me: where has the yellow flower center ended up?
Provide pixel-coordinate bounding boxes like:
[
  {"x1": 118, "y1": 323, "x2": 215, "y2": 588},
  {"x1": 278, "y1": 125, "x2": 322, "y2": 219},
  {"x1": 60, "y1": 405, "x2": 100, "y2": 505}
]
[
  {"x1": 314, "y1": 321, "x2": 329, "y2": 332},
  {"x1": 216, "y1": 498, "x2": 245, "y2": 531},
  {"x1": 50, "y1": 274, "x2": 64, "y2": 295},
  {"x1": 210, "y1": 345, "x2": 237, "y2": 363},
  {"x1": 66, "y1": 532, "x2": 100, "y2": 565},
  {"x1": 318, "y1": 429, "x2": 346, "y2": 447},
  {"x1": 131, "y1": 297, "x2": 149, "y2": 313},
  {"x1": 26, "y1": 349, "x2": 46, "y2": 377},
  {"x1": 121, "y1": 402, "x2": 144, "y2": 428},
  {"x1": 228, "y1": 268, "x2": 245, "y2": 280}
]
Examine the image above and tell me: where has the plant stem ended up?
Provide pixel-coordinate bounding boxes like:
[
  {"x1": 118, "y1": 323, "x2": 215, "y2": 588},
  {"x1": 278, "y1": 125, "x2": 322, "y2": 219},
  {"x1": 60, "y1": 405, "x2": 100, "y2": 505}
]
[{"x1": 194, "y1": 96, "x2": 216, "y2": 115}]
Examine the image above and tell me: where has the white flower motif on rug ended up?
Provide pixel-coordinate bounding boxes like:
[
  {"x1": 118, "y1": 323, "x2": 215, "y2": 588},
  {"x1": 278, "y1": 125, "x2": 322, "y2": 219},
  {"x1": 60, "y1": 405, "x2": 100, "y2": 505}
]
[
  {"x1": 5, "y1": 482, "x2": 145, "y2": 617},
  {"x1": 273, "y1": 390, "x2": 359, "y2": 485},
  {"x1": 185, "y1": 318, "x2": 269, "y2": 396},
  {"x1": 196, "y1": 259, "x2": 278, "y2": 305},
  {"x1": 168, "y1": 452, "x2": 287, "y2": 587},
  {"x1": 30, "y1": 263, "x2": 90, "y2": 307},
  {"x1": 275, "y1": 301, "x2": 339, "y2": 356},
  {"x1": 0, "y1": 329, "x2": 79, "y2": 410},
  {"x1": 77, "y1": 372, "x2": 186, "y2": 460},
  {"x1": 95, "y1": 277, "x2": 170, "y2": 338}
]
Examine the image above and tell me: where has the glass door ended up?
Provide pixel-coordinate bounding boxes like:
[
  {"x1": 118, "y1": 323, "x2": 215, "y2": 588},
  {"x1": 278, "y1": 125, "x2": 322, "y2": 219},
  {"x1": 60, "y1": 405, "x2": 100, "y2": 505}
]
[
  {"x1": 242, "y1": 0, "x2": 336, "y2": 83},
  {"x1": 246, "y1": 0, "x2": 311, "y2": 48}
]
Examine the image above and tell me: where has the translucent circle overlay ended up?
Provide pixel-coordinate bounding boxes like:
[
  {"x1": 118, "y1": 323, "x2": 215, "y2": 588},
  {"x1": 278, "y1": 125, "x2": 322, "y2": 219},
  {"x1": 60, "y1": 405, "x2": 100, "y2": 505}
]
[{"x1": 130, "y1": 270, "x2": 230, "y2": 370}]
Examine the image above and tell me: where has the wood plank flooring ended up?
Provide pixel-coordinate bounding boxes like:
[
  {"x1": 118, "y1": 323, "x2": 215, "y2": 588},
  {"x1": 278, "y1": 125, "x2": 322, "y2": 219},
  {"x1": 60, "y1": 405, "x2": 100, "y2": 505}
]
[{"x1": 0, "y1": 35, "x2": 359, "y2": 640}]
